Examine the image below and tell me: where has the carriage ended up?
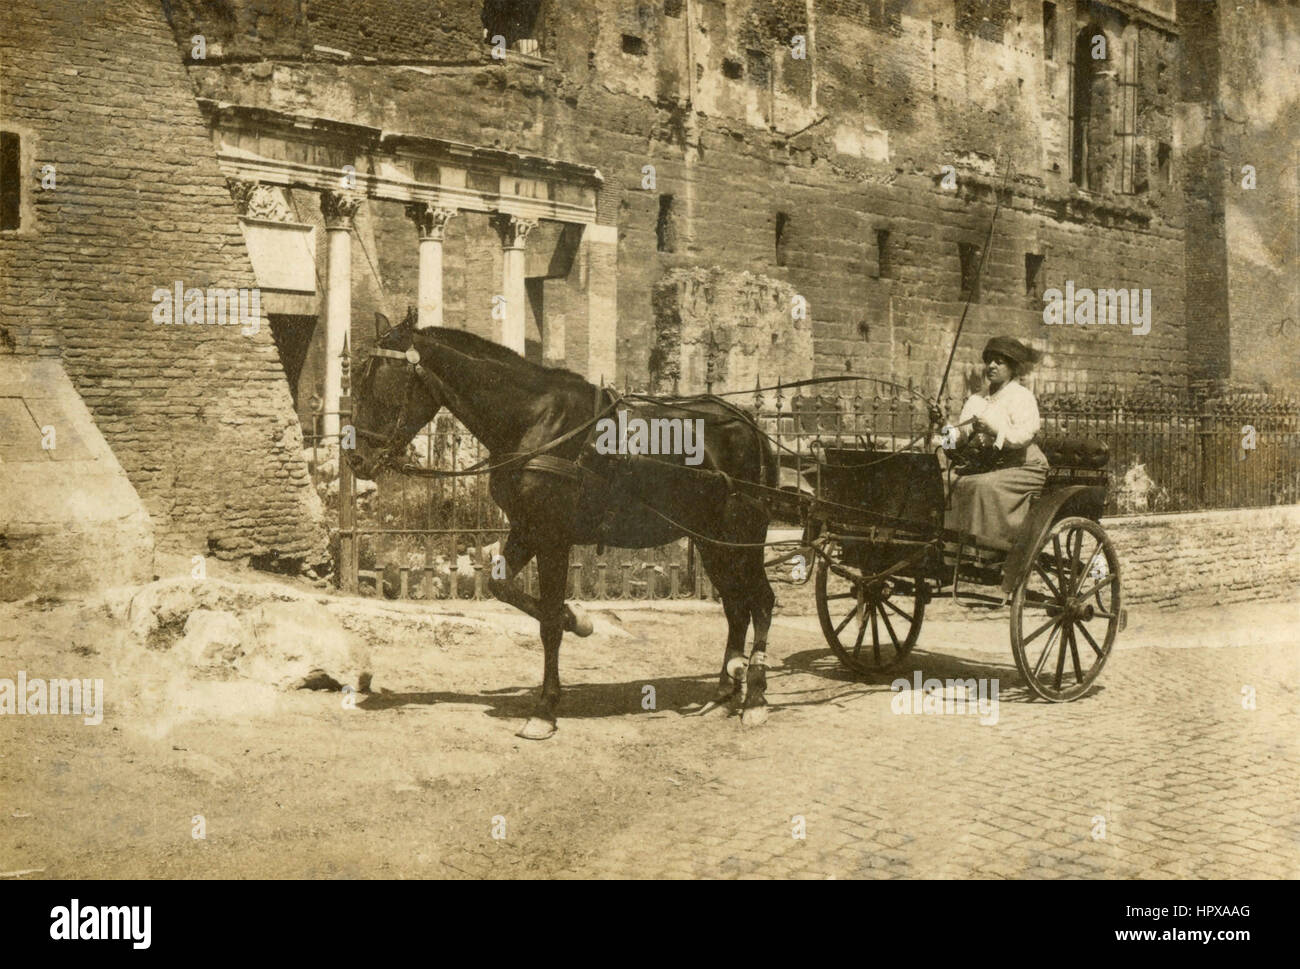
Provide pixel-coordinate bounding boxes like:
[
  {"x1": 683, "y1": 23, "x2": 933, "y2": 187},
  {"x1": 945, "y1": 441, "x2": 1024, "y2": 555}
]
[{"x1": 768, "y1": 434, "x2": 1123, "y2": 702}]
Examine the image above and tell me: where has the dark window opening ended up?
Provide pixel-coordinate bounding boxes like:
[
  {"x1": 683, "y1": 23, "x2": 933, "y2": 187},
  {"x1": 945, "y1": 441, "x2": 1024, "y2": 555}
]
[
  {"x1": 1157, "y1": 142, "x2": 1171, "y2": 184},
  {"x1": 657, "y1": 194, "x2": 677, "y2": 253},
  {"x1": 1025, "y1": 253, "x2": 1044, "y2": 297},
  {"x1": 876, "y1": 229, "x2": 892, "y2": 279},
  {"x1": 622, "y1": 34, "x2": 647, "y2": 56},
  {"x1": 722, "y1": 58, "x2": 744, "y2": 80},
  {"x1": 268, "y1": 314, "x2": 318, "y2": 425},
  {"x1": 1042, "y1": 2, "x2": 1056, "y2": 61},
  {"x1": 1, "y1": 131, "x2": 21, "y2": 231},
  {"x1": 775, "y1": 211, "x2": 789, "y2": 267},
  {"x1": 665, "y1": 0, "x2": 684, "y2": 17},
  {"x1": 482, "y1": 0, "x2": 542, "y2": 52},
  {"x1": 958, "y1": 242, "x2": 981, "y2": 300}
]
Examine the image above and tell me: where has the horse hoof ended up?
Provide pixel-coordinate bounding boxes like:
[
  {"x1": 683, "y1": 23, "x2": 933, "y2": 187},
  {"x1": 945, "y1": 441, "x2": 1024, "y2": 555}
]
[
  {"x1": 687, "y1": 696, "x2": 733, "y2": 718},
  {"x1": 741, "y1": 705, "x2": 770, "y2": 727},
  {"x1": 516, "y1": 717, "x2": 557, "y2": 741},
  {"x1": 567, "y1": 604, "x2": 593, "y2": 638}
]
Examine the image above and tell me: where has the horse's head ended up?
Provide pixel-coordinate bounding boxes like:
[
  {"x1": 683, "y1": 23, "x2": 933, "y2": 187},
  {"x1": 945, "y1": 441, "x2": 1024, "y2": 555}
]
[{"x1": 346, "y1": 320, "x2": 444, "y2": 480}]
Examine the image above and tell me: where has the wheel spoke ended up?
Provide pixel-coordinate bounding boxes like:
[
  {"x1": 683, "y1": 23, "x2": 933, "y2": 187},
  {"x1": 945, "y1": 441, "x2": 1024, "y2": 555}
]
[
  {"x1": 870, "y1": 599, "x2": 881, "y2": 662},
  {"x1": 1074, "y1": 573, "x2": 1115, "y2": 602},
  {"x1": 1053, "y1": 622, "x2": 1070, "y2": 690},
  {"x1": 1068, "y1": 528, "x2": 1085, "y2": 594},
  {"x1": 1033, "y1": 562, "x2": 1063, "y2": 601},
  {"x1": 851, "y1": 614, "x2": 867, "y2": 658},
  {"x1": 825, "y1": 592, "x2": 855, "y2": 601},
  {"x1": 1069, "y1": 623, "x2": 1084, "y2": 683},
  {"x1": 1052, "y1": 534, "x2": 1068, "y2": 594},
  {"x1": 877, "y1": 601, "x2": 901, "y2": 649},
  {"x1": 1022, "y1": 614, "x2": 1059, "y2": 646},
  {"x1": 882, "y1": 596, "x2": 915, "y2": 623},
  {"x1": 1076, "y1": 620, "x2": 1104, "y2": 657},
  {"x1": 834, "y1": 608, "x2": 856, "y2": 636},
  {"x1": 1033, "y1": 619, "x2": 1064, "y2": 677}
]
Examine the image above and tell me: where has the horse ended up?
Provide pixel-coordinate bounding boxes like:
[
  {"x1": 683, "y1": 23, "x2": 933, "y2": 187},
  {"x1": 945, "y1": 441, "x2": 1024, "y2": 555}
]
[{"x1": 346, "y1": 320, "x2": 778, "y2": 740}]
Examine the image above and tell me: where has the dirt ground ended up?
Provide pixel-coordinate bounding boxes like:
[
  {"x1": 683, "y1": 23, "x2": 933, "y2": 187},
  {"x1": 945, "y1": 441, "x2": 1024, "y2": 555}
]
[{"x1": 2, "y1": 556, "x2": 1298, "y2": 879}]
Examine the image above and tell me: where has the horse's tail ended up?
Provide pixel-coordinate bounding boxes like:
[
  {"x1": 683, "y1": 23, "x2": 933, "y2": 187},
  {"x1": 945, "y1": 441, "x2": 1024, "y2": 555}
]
[{"x1": 756, "y1": 421, "x2": 778, "y2": 491}]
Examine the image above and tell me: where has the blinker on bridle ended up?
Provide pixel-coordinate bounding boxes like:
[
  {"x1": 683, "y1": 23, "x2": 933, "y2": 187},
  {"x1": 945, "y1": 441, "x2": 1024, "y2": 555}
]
[{"x1": 356, "y1": 344, "x2": 436, "y2": 469}]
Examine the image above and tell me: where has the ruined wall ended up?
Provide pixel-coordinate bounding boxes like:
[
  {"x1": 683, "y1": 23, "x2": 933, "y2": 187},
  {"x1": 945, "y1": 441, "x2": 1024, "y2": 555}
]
[
  {"x1": 651, "y1": 268, "x2": 814, "y2": 393},
  {"x1": 169, "y1": 0, "x2": 1272, "y2": 397},
  {"x1": 0, "y1": 0, "x2": 326, "y2": 565},
  {"x1": 1217, "y1": 0, "x2": 1300, "y2": 390}
]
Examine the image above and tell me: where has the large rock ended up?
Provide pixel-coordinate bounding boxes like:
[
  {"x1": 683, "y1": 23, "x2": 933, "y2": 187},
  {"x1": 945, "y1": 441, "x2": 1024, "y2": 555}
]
[
  {"x1": 244, "y1": 599, "x2": 371, "y2": 692},
  {"x1": 178, "y1": 609, "x2": 248, "y2": 670}
]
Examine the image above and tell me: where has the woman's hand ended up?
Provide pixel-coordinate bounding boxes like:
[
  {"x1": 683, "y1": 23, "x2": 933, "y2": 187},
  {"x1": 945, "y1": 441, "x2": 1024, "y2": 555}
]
[{"x1": 970, "y1": 416, "x2": 994, "y2": 436}]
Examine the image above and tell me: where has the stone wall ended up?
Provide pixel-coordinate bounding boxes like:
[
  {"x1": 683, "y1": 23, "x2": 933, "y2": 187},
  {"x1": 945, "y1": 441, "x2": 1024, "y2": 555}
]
[
  {"x1": 167, "y1": 0, "x2": 1242, "y2": 396},
  {"x1": 1104, "y1": 505, "x2": 1300, "y2": 607},
  {"x1": 0, "y1": 0, "x2": 326, "y2": 566}
]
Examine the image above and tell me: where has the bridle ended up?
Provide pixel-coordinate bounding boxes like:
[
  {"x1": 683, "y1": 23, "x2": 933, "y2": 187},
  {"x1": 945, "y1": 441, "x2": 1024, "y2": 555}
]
[{"x1": 354, "y1": 345, "x2": 438, "y2": 473}]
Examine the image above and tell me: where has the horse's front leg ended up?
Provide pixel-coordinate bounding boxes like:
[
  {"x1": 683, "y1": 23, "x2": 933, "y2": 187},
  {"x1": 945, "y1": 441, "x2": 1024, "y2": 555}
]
[
  {"x1": 517, "y1": 545, "x2": 571, "y2": 741},
  {"x1": 488, "y1": 529, "x2": 591, "y2": 636}
]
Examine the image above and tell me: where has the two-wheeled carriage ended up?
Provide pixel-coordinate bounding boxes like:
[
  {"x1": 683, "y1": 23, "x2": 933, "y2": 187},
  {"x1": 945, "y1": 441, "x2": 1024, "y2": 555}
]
[{"x1": 767, "y1": 436, "x2": 1123, "y2": 701}]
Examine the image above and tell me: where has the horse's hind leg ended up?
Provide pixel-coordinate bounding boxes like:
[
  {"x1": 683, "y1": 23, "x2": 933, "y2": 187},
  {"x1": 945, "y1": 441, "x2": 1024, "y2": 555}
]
[
  {"x1": 691, "y1": 542, "x2": 753, "y2": 716},
  {"x1": 740, "y1": 552, "x2": 776, "y2": 727},
  {"x1": 488, "y1": 529, "x2": 592, "y2": 637}
]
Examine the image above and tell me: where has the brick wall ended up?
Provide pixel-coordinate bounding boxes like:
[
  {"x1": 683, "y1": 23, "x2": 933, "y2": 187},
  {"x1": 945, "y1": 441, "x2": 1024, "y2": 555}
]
[
  {"x1": 169, "y1": 0, "x2": 1229, "y2": 398},
  {"x1": 0, "y1": 0, "x2": 326, "y2": 565}
]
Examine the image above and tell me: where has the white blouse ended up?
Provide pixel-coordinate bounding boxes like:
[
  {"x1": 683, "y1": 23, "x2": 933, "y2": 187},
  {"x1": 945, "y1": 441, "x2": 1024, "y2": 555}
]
[{"x1": 954, "y1": 379, "x2": 1041, "y2": 450}]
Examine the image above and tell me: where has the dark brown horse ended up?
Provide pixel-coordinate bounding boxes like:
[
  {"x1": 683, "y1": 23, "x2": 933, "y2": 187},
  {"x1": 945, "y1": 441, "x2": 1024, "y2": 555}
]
[{"x1": 347, "y1": 321, "x2": 777, "y2": 739}]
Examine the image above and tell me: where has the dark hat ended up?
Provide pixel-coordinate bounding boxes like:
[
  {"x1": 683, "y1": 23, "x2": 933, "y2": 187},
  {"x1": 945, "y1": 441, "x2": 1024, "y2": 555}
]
[{"x1": 983, "y1": 336, "x2": 1039, "y2": 367}]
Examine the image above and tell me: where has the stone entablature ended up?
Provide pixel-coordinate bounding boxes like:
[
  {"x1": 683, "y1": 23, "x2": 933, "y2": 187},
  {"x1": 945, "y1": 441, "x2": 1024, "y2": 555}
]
[{"x1": 200, "y1": 100, "x2": 601, "y2": 226}]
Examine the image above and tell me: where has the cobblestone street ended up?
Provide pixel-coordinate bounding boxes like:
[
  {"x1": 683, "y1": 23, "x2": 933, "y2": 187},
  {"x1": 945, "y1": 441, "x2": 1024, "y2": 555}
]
[{"x1": 4, "y1": 594, "x2": 1297, "y2": 880}]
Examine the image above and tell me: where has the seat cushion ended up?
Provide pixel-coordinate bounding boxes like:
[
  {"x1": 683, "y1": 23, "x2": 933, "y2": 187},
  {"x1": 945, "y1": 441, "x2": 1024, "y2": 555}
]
[{"x1": 1040, "y1": 436, "x2": 1109, "y2": 469}]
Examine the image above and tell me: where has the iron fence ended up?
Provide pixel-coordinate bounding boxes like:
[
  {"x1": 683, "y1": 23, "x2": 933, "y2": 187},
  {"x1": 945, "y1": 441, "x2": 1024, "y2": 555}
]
[{"x1": 312, "y1": 379, "x2": 1300, "y2": 598}]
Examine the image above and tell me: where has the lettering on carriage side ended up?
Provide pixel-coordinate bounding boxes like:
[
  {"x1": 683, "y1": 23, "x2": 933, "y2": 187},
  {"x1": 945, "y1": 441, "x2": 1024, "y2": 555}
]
[
  {"x1": 49, "y1": 899, "x2": 151, "y2": 949},
  {"x1": 890, "y1": 672, "x2": 999, "y2": 725},
  {"x1": 1091, "y1": 815, "x2": 1106, "y2": 840},
  {"x1": 1042, "y1": 282, "x2": 1151, "y2": 335},
  {"x1": 641, "y1": 684, "x2": 656, "y2": 710},
  {"x1": 1240, "y1": 685, "x2": 1256, "y2": 710},
  {"x1": 491, "y1": 815, "x2": 507, "y2": 840},
  {"x1": 593, "y1": 409, "x2": 706, "y2": 466},
  {"x1": 192, "y1": 814, "x2": 206, "y2": 840}
]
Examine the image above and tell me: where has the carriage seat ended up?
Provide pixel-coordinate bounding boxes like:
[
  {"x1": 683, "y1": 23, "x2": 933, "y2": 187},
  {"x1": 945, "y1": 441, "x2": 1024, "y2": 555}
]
[{"x1": 1040, "y1": 435, "x2": 1109, "y2": 490}]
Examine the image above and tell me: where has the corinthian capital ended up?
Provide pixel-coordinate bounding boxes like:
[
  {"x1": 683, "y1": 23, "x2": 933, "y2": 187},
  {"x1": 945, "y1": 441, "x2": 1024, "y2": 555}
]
[
  {"x1": 490, "y1": 212, "x2": 539, "y2": 250},
  {"x1": 406, "y1": 202, "x2": 458, "y2": 241},
  {"x1": 227, "y1": 179, "x2": 294, "y2": 222},
  {"x1": 320, "y1": 190, "x2": 364, "y2": 230}
]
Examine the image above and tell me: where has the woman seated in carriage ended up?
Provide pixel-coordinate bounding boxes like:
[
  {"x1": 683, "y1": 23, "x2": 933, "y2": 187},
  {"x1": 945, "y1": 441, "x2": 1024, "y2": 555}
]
[{"x1": 942, "y1": 336, "x2": 1049, "y2": 554}]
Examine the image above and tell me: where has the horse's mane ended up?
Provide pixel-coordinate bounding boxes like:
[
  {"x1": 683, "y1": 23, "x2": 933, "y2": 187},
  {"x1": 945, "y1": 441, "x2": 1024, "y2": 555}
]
[{"x1": 415, "y1": 326, "x2": 590, "y2": 387}]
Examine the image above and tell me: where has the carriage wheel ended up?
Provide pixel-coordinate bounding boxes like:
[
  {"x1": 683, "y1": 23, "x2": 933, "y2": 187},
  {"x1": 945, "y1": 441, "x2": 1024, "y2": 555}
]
[
  {"x1": 815, "y1": 552, "x2": 925, "y2": 675},
  {"x1": 1010, "y1": 516, "x2": 1121, "y2": 702}
]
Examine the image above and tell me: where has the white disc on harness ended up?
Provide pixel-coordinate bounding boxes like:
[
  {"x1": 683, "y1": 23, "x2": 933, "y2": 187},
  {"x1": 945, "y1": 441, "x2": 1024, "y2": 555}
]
[{"x1": 405, "y1": 348, "x2": 421, "y2": 364}]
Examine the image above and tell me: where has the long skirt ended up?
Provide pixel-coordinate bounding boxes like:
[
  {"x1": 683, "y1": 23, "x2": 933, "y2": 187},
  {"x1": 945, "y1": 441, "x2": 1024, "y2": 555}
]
[{"x1": 945, "y1": 453, "x2": 1048, "y2": 551}]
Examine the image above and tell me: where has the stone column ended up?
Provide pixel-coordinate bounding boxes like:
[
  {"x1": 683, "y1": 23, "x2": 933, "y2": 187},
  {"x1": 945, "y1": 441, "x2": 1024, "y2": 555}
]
[
  {"x1": 490, "y1": 213, "x2": 538, "y2": 354},
  {"x1": 320, "y1": 190, "x2": 362, "y2": 441},
  {"x1": 406, "y1": 203, "x2": 457, "y2": 329}
]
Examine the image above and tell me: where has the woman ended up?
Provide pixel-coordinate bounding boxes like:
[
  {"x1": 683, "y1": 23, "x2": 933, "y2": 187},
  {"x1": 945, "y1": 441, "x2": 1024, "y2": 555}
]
[{"x1": 943, "y1": 336, "x2": 1048, "y2": 552}]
